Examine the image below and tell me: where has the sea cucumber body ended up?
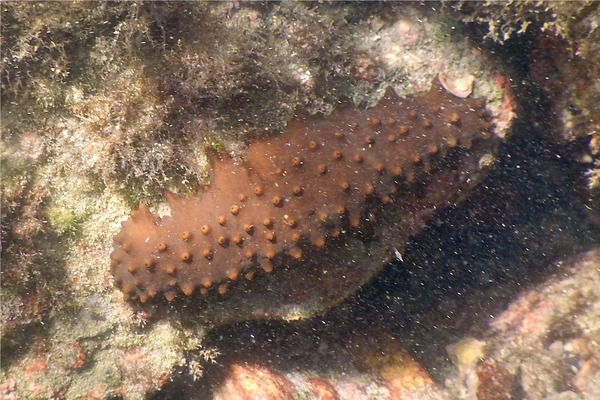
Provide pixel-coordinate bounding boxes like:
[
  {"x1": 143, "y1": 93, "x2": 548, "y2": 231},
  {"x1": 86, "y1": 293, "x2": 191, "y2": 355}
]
[{"x1": 110, "y1": 82, "x2": 497, "y2": 306}]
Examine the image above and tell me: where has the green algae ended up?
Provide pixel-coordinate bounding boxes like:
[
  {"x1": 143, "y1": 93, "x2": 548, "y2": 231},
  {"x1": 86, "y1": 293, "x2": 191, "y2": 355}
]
[{"x1": 45, "y1": 208, "x2": 87, "y2": 237}]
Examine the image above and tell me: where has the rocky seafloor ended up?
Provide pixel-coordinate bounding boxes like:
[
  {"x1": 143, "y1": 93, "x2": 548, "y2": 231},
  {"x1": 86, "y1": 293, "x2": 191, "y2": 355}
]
[{"x1": 1, "y1": 2, "x2": 599, "y2": 399}]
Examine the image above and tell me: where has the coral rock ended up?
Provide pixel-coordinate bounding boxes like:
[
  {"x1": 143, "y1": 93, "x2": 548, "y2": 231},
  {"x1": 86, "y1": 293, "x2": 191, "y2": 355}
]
[
  {"x1": 476, "y1": 360, "x2": 519, "y2": 400},
  {"x1": 309, "y1": 378, "x2": 340, "y2": 400},
  {"x1": 213, "y1": 363, "x2": 296, "y2": 400}
]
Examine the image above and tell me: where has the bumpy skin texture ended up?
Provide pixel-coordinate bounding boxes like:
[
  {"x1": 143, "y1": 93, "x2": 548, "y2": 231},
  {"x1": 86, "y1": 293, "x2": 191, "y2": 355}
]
[{"x1": 110, "y1": 82, "x2": 497, "y2": 306}]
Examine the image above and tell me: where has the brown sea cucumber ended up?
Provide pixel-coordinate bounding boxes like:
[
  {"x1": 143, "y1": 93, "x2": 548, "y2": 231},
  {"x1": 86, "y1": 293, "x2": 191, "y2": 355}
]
[{"x1": 110, "y1": 80, "x2": 500, "y2": 306}]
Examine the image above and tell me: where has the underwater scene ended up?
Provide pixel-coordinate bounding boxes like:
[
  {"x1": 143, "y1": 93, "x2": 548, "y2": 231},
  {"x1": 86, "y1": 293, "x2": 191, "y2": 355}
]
[{"x1": 1, "y1": 2, "x2": 600, "y2": 399}]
